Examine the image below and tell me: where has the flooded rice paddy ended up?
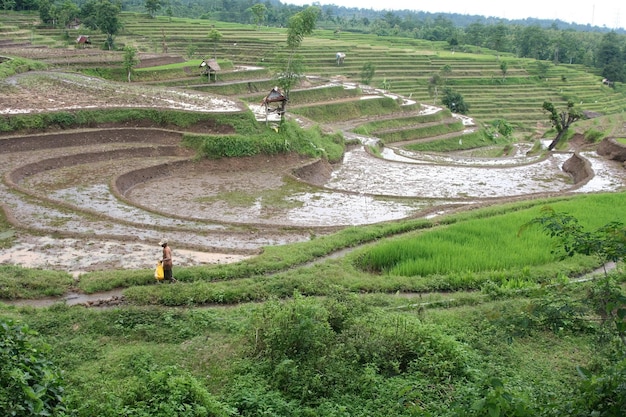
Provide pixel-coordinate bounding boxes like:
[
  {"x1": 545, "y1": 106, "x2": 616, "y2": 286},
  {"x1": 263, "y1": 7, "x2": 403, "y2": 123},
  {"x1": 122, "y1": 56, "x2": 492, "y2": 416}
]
[{"x1": 1, "y1": 119, "x2": 625, "y2": 274}]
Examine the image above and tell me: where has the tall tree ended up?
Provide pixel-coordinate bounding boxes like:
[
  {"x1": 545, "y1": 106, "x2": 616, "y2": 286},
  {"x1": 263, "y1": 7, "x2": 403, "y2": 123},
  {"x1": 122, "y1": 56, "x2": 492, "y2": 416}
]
[
  {"x1": 427, "y1": 73, "x2": 443, "y2": 104},
  {"x1": 597, "y1": 31, "x2": 625, "y2": 82},
  {"x1": 144, "y1": 0, "x2": 161, "y2": 18},
  {"x1": 37, "y1": 0, "x2": 55, "y2": 25},
  {"x1": 207, "y1": 28, "x2": 222, "y2": 59},
  {"x1": 276, "y1": 6, "x2": 319, "y2": 98},
  {"x1": 500, "y1": 61, "x2": 508, "y2": 82},
  {"x1": 250, "y1": 3, "x2": 267, "y2": 29},
  {"x1": 360, "y1": 62, "x2": 375, "y2": 85},
  {"x1": 487, "y1": 23, "x2": 508, "y2": 52},
  {"x1": 1, "y1": 0, "x2": 17, "y2": 10},
  {"x1": 463, "y1": 22, "x2": 486, "y2": 47},
  {"x1": 57, "y1": 0, "x2": 79, "y2": 29},
  {"x1": 542, "y1": 100, "x2": 582, "y2": 150},
  {"x1": 428, "y1": 65, "x2": 450, "y2": 105},
  {"x1": 516, "y1": 25, "x2": 549, "y2": 60},
  {"x1": 122, "y1": 45, "x2": 139, "y2": 82},
  {"x1": 81, "y1": 0, "x2": 122, "y2": 50}
]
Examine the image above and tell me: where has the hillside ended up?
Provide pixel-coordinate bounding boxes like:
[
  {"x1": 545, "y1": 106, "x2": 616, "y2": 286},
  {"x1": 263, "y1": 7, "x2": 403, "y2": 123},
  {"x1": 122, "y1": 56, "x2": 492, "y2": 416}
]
[
  {"x1": 2, "y1": 12, "x2": 626, "y2": 137},
  {"x1": 1, "y1": 11, "x2": 626, "y2": 417}
]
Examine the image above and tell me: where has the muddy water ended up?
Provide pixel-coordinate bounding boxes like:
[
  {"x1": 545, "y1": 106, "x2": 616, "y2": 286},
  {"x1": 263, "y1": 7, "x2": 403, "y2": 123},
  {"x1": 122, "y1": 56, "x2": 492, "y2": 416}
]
[
  {"x1": 327, "y1": 146, "x2": 575, "y2": 198},
  {"x1": 1, "y1": 128, "x2": 626, "y2": 274},
  {"x1": 0, "y1": 236, "x2": 251, "y2": 275},
  {"x1": 575, "y1": 151, "x2": 626, "y2": 193}
]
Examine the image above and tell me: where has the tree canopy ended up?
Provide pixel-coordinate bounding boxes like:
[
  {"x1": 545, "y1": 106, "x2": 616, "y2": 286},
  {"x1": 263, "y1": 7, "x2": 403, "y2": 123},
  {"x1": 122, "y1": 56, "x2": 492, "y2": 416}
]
[
  {"x1": 80, "y1": 0, "x2": 122, "y2": 50},
  {"x1": 542, "y1": 101, "x2": 583, "y2": 150}
]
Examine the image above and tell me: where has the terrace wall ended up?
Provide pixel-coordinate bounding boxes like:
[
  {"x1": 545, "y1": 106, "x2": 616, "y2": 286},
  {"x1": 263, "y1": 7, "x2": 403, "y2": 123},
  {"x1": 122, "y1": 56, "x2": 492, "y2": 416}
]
[
  {"x1": 562, "y1": 152, "x2": 593, "y2": 184},
  {"x1": 597, "y1": 137, "x2": 626, "y2": 164}
]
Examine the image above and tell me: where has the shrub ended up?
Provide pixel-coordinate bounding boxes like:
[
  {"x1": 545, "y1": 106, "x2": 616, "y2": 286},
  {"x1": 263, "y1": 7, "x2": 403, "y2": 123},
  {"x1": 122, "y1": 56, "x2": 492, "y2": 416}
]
[
  {"x1": 249, "y1": 293, "x2": 335, "y2": 362},
  {"x1": 0, "y1": 319, "x2": 66, "y2": 417},
  {"x1": 442, "y1": 87, "x2": 469, "y2": 114},
  {"x1": 65, "y1": 350, "x2": 235, "y2": 416},
  {"x1": 340, "y1": 313, "x2": 471, "y2": 380},
  {"x1": 453, "y1": 377, "x2": 535, "y2": 417},
  {"x1": 190, "y1": 120, "x2": 344, "y2": 162},
  {"x1": 560, "y1": 359, "x2": 626, "y2": 417},
  {"x1": 583, "y1": 128, "x2": 605, "y2": 143},
  {"x1": 0, "y1": 57, "x2": 47, "y2": 79}
]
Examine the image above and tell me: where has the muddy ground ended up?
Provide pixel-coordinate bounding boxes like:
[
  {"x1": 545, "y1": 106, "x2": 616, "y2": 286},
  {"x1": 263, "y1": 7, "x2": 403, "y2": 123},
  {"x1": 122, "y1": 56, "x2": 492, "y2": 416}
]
[{"x1": 2, "y1": 69, "x2": 626, "y2": 277}]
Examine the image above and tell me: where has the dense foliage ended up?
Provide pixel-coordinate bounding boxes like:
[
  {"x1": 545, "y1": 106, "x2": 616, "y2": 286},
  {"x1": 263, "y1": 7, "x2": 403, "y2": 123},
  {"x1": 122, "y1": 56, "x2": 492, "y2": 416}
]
[
  {"x1": 0, "y1": 56, "x2": 47, "y2": 79},
  {"x1": 2, "y1": 273, "x2": 625, "y2": 416},
  {"x1": 0, "y1": 319, "x2": 66, "y2": 416},
  {"x1": 1, "y1": 191, "x2": 625, "y2": 415},
  {"x1": 184, "y1": 119, "x2": 344, "y2": 162}
]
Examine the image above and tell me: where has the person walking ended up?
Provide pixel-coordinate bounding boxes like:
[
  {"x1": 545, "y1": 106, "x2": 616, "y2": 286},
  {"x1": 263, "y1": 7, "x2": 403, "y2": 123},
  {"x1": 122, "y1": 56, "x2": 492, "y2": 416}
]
[{"x1": 159, "y1": 238, "x2": 176, "y2": 283}]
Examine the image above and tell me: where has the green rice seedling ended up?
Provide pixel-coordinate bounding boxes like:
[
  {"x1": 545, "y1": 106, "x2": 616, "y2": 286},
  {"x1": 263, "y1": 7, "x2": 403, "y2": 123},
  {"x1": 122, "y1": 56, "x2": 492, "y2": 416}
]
[
  {"x1": 290, "y1": 96, "x2": 402, "y2": 123},
  {"x1": 354, "y1": 195, "x2": 626, "y2": 279},
  {"x1": 404, "y1": 129, "x2": 493, "y2": 152}
]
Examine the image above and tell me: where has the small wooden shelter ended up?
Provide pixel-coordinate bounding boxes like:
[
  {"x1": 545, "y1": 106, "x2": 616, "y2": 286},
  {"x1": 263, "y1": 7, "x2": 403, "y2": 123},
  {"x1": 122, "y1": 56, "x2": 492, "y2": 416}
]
[
  {"x1": 260, "y1": 86, "x2": 288, "y2": 123},
  {"x1": 200, "y1": 59, "x2": 220, "y2": 82},
  {"x1": 76, "y1": 35, "x2": 91, "y2": 48}
]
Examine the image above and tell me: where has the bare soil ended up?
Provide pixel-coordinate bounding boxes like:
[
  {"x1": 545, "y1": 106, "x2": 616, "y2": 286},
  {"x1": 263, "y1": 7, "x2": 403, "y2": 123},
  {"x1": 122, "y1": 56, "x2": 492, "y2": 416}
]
[{"x1": 1, "y1": 56, "x2": 626, "y2": 280}]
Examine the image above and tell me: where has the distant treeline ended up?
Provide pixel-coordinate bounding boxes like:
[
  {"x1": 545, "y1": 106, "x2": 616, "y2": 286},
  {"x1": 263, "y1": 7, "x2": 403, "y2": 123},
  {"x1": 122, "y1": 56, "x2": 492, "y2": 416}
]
[{"x1": 5, "y1": 0, "x2": 626, "y2": 81}]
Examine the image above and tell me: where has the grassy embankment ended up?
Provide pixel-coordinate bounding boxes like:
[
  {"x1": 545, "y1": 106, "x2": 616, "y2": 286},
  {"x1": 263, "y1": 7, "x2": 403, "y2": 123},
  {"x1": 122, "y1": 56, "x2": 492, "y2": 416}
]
[
  {"x1": 2, "y1": 192, "x2": 623, "y2": 302},
  {"x1": 0, "y1": 253, "x2": 622, "y2": 416}
]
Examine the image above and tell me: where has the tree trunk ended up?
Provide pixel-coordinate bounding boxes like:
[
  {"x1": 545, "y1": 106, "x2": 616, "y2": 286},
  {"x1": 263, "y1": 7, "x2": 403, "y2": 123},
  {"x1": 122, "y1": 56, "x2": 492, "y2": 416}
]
[{"x1": 548, "y1": 128, "x2": 567, "y2": 150}]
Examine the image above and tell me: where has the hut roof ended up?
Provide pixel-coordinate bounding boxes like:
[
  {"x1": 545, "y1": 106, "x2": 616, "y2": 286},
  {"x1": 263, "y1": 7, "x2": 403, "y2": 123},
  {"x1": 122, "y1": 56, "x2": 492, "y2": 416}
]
[
  {"x1": 262, "y1": 87, "x2": 287, "y2": 104},
  {"x1": 200, "y1": 59, "x2": 221, "y2": 71}
]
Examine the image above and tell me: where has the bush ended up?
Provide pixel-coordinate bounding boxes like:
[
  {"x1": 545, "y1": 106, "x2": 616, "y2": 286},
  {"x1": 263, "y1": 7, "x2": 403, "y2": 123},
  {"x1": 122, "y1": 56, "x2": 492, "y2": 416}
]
[
  {"x1": 0, "y1": 319, "x2": 66, "y2": 416},
  {"x1": 442, "y1": 87, "x2": 469, "y2": 114},
  {"x1": 249, "y1": 294, "x2": 335, "y2": 362},
  {"x1": 561, "y1": 359, "x2": 626, "y2": 416},
  {"x1": 65, "y1": 350, "x2": 235, "y2": 416},
  {"x1": 0, "y1": 57, "x2": 47, "y2": 79},
  {"x1": 583, "y1": 128, "x2": 605, "y2": 143},
  {"x1": 190, "y1": 120, "x2": 344, "y2": 162}
]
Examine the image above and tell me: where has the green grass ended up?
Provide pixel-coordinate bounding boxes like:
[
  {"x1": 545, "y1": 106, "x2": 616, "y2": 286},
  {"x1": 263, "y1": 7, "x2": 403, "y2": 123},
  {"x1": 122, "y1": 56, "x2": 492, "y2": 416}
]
[
  {"x1": 377, "y1": 121, "x2": 465, "y2": 143},
  {"x1": 290, "y1": 96, "x2": 417, "y2": 123},
  {"x1": 182, "y1": 119, "x2": 345, "y2": 162},
  {"x1": 352, "y1": 110, "x2": 451, "y2": 135},
  {"x1": 355, "y1": 212, "x2": 558, "y2": 276},
  {"x1": 404, "y1": 129, "x2": 498, "y2": 152},
  {"x1": 0, "y1": 265, "x2": 74, "y2": 299},
  {"x1": 0, "y1": 56, "x2": 47, "y2": 79},
  {"x1": 0, "y1": 108, "x2": 254, "y2": 134},
  {"x1": 355, "y1": 192, "x2": 626, "y2": 280},
  {"x1": 1, "y1": 277, "x2": 621, "y2": 416}
]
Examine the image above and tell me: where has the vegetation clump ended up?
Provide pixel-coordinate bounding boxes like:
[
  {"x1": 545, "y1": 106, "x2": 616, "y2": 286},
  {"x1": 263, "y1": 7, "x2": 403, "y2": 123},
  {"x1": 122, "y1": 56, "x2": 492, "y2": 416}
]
[
  {"x1": 0, "y1": 57, "x2": 46, "y2": 79},
  {"x1": 184, "y1": 119, "x2": 344, "y2": 162},
  {"x1": 0, "y1": 319, "x2": 66, "y2": 417}
]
